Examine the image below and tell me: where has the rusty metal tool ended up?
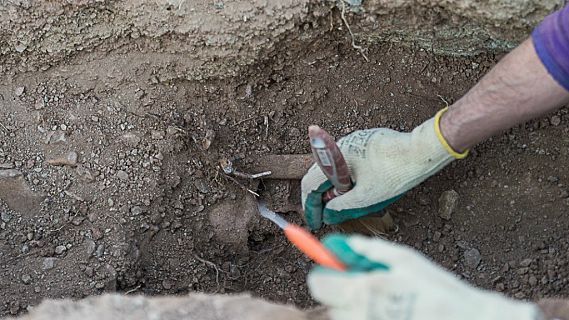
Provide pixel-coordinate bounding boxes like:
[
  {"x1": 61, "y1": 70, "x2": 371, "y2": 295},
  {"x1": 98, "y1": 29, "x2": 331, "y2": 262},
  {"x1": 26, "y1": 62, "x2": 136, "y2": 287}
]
[
  {"x1": 257, "y1": 200, "x2": 346, "y2": 271},
  {"x1": 308, "y1": 125, "x2": 353, "y2": 202}
]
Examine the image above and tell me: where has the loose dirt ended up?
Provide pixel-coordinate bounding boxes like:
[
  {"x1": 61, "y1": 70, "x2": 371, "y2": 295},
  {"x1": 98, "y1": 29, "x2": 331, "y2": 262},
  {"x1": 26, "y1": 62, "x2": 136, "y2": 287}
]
[{"x1": 2, "y1": 29, "x2": 569, "y2": 316}]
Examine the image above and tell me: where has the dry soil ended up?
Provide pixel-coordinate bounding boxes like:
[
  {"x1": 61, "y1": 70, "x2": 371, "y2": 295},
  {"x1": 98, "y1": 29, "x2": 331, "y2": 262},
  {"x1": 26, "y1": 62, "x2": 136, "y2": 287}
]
[{"x1": 1, "y1": 25, "x2": 569, "y2": 317}]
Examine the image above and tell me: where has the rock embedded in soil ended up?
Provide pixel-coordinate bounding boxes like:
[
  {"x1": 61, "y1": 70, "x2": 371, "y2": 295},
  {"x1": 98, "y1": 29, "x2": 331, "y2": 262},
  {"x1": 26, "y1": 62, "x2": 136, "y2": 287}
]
[
  {"x1": 202, "y1": 129, "x2": 216, "y2": 150},
  {"x1": 151, "y1": 130, "x2": 165, "y2": 140},
  {"x1": 21, "y1": 274, "x2": 32, "y2": 285},
  {"x1": 120, "y1": 133, "x2": 142, "y2": 147},
  {"x1": 1, "y1": 211, "x2": 12, "y2": 223},
  {"x1": 464, "y1": 248, "x2": 481, "y2": 268},
  {"x1": 55, "y1": 245, "x2": 67, "y2": 255},
  {"x1": 0, "y1": 169, "x2": 44, "y2": 214},
  {"x1": 116, "y1": 170, "x2": 129, "y2": 181},
  {"x1": 0, "y1": 169, "x2": 22, "y2": 179},
  {"x1": 520, "y1": 258, "x2": 533, "y2": 267},
  {"x1": 14, "y1": 86, "x2": 25, "y2": 96},
  {"x1": 162, "y1": 279, "x2": 173, "y2": 290},
  {"x1": 47, "y1": 151, "x2": 78, "y2": 167},
  {"x1": 42, "y1": 258, "x2": 58, "y2": 270},
  {"x1": 551, "y1": 115, "x2": 561, "y2": 126},
  {"x1": 438, "y1": 190, "x2": 459, "y2": 220}
]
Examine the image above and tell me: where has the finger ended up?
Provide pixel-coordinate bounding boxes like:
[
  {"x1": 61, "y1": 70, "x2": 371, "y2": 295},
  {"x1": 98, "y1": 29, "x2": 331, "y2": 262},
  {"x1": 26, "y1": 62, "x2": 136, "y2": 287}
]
[
  {"x1": 346, "y1": 236, "x2": 445, "y2": 276},
  {"x1": 301, "y1": 164, "x2": 331, "y2": 230},
  {"x1": 308, "y1": 268, "x2": 400, "y2": 318}
]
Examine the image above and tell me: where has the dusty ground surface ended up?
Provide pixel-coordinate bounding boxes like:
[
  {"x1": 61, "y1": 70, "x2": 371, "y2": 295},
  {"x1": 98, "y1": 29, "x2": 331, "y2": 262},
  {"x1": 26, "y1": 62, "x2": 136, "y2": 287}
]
[{"x1": 2, "y1": 14, "x2": 569, "y2": 319}]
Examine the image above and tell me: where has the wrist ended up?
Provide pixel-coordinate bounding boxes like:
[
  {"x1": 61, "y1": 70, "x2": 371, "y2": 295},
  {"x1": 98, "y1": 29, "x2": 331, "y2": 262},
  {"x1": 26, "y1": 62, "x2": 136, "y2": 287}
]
[
  {"x1": 434, "y1": 107, "x2": 469, "y2": 159},
  {"x1": 439, "y1": 108, "x2": 466, "y2": 153}
]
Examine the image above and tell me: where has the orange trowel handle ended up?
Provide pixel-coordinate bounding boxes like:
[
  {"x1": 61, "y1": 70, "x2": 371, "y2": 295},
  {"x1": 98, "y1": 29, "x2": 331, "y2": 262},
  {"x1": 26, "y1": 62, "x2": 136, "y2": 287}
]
[{"x1": 284, "y1": 224, "x2": 346, "y2": 271}]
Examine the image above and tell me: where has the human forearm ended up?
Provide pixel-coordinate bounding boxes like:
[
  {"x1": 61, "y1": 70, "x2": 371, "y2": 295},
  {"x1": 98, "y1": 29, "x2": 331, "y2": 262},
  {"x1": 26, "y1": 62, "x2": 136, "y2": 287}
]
[{"x1": 440, "y1": 38, "x2": 569, "y2": 153}]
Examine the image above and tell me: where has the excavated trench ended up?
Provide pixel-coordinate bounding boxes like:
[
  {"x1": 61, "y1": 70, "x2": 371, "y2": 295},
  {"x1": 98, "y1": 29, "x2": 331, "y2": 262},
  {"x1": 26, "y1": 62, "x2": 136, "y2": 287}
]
[{"x1": 1, "y1": 0, "x2": 569, "y2": 318}]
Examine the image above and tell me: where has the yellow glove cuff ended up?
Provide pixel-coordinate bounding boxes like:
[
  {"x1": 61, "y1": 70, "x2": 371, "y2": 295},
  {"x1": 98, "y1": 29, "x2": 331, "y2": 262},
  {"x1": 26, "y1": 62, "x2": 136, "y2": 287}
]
[{"x1": 434, "y1": 107, "x2": 469, "y2": 159}]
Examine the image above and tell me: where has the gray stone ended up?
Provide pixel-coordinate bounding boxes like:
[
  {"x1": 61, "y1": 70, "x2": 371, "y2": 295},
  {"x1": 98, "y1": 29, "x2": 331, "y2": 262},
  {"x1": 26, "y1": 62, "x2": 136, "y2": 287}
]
[
  {"x1": 1, "y1": 211, "x2": 12, "y2": 223},
  {"x1": 96, "y1": 244, "x2": 105, "y2": 258},
  {"x1": 14, "y1": 86, "x2": 25, "y2": 96},
  {"x1": 47, "y1": 151, "x2": 78, "y2": 166},
  {"x1": 438, "y1": 190, "x2": 459, "y2": 220},
  {"x1": 42, "y1": 257, "x2": 58, "y2": 270},
  {"x1": 519, "y1": 258, "x2": 532, "y2": 267},
  {"x1": 194, "y1": 180, "x2": 210, "y2": 194},
  {"x1": 120, "y1": 133, "x2": 141, "y2": 147},
  {"x1": 131, "y1": 206, "x2": 143, "y2": 216},
  {"x1": 116, "y1": 170, "x2": 128, "y2": 181},
  {"x1": 162, "y1": 279, "x2": 173, "y2": 290},
  {"x1": 85, "y1": 239, "x2": 97, "y2": 256},
  {"x1": 151, "y1": 130, "x2": 165, "y2": 140},
  {"x1": 0, "y1": 169, "x2": 22, "y2": 179},
  {"x1": 21, "y1": 274, "x2": 32, "y2": 285},
  {"x1": 464, "y1": 248, "x2": 481, "y2": 268},
  {"x1": 55, "y1": 245, "x2": 67, "y2": 255}
]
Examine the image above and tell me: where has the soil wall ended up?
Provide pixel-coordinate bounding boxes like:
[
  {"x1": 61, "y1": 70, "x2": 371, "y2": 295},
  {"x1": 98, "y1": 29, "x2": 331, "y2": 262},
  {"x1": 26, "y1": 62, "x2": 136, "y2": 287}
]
[{"x1": 0, "y1": 0, "x2": 563, "y2": 81}]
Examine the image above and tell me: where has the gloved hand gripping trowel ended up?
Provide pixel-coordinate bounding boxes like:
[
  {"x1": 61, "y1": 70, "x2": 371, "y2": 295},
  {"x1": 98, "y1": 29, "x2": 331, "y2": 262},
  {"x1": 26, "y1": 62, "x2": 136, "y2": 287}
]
[{"x1": 308, "y1": 125, "x2": 394, "y2": 235}]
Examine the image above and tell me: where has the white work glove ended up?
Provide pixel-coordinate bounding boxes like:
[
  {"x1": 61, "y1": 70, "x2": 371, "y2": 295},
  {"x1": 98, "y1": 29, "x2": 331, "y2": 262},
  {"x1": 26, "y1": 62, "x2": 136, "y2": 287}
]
[
  {"x1": 302, "y1": 108, "x2": 468, "y2": 230},
  {"x1": 308, "y1": 234, "x2": 544, "y2": 320}
]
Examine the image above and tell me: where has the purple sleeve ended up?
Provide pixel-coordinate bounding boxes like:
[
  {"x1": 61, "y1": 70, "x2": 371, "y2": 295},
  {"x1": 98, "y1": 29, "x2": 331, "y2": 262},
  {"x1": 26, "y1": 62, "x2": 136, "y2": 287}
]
[{"x1": 532, "y1": 4, "x2": 569, "y2": 91}]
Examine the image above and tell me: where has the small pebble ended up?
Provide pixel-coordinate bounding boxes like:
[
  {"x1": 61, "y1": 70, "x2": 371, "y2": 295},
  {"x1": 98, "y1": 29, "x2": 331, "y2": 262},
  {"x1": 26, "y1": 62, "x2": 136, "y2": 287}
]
[
  {"x1": 162, "y1": 279, "x2": 173, "y2": 290},
  {"x1": 47, "y1": 151, "x2": 78, "y2": 167},
  {"x1": 514, "y1": 292, "x2": 526, "y2": 299},
  {"x1": 131, "y1": 206, "x2": 143, "y2": 216},
  {"x1": 1, "y1": 211, "x2": 12, "y2": 223},
  {"x1": 116, "y1": 170, "x2": 128, "y2": 181},
  {"x1": 14, "y1": 86, "x2": 25, "y2": 96},
  {"x1": 438, "y1": 190, "x2": 459, "y2": 220},
  {"x1": 151, "y1": 130, "x2": 165, "y2": 140},
  {"x1": 55, "y1": 245, "x2": 67, "y2": 255},
  {"x1": 519, "y1": 258, "x2": 532, "y2": 267},
  {"x1": 529, "y1": 275, "x2": 538, "y2": 286},
  {"x1": 551, "y1": 115, "x2": 561, "y2": 126},
  {"x1": 464, "y1": 248, "x2": 481, "y2": 268},
  {"x1": 433, "y1": 231, "x2": 441, "y2": 242},
  {"x1": 42, "y1": 257, "x2": 57, "y2": 270},
  {"x1": 21, "y1": 274, "x2": 32, "y2": 285}
]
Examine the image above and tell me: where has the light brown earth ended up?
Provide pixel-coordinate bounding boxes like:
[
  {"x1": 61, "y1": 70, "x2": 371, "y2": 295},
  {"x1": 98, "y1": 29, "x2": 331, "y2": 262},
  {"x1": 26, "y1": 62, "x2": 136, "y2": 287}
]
[{"x1": 1, "y1": 0, "x2": 569, "y2": 318}]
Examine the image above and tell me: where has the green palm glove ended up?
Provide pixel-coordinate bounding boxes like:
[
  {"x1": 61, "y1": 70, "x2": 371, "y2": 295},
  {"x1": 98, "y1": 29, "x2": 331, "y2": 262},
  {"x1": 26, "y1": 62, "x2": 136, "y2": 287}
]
[
  {"x1": 301, "y1": 109, "x2": 467, "y2": 230},
  {"x1": 308, "y1": 234, "x2": 543, "y2": 320}
]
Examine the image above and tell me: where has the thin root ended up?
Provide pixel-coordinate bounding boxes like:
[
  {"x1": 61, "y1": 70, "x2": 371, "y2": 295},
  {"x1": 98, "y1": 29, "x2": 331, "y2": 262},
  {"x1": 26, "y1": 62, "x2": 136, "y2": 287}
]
[
  {"x1": 222, "y1": 173, "x2": 260, "y2": 197},
  {"x1": 194, "y1": 254, "x2": 224, "y2": 293},
  {"x1": 339, "y1": 0, "x2": 369, "y2": 62},
  {"x1": 124, "y1": 285, "x2": 141, "y2": 295}
]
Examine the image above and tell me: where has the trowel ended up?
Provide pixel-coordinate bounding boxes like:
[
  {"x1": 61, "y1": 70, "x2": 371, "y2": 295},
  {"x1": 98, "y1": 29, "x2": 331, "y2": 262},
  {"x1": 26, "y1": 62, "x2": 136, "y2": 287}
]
[{"x1": 257, "y1": 200, "x2": 346, "y2": 271}]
